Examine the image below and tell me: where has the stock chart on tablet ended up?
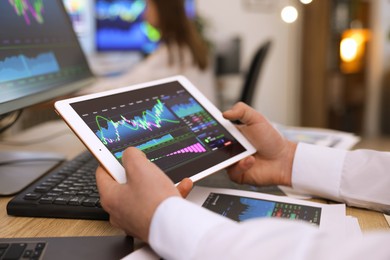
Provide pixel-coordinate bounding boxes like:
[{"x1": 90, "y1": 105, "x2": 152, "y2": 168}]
[{"x1": 70, "y1": 81, "x2": 246, "y2": 182}]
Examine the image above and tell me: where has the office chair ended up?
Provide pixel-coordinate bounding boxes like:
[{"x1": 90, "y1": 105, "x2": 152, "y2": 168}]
[{"x1": 239, "y1": 40, "x2": 272, "y2": 106}]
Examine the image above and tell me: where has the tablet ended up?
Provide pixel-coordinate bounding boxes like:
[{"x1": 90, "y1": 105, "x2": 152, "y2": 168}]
[{"x1": 55, "y1": 76, "x2": 256, "y2": 184}]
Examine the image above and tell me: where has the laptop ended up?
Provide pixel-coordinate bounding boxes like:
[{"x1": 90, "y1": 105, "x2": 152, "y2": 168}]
[{"x1": 0, "y1": 236, "x2": 133, "y2": 260}]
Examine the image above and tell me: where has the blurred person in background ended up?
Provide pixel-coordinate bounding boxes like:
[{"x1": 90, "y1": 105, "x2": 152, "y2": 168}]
[{"x1": 122, "y1": 0, "x2": 217, "y2": 104}]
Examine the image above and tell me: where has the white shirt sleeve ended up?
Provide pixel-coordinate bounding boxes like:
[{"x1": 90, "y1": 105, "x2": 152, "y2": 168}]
[
  {"x1": 149, "y1": 197, "x2": 234, "y2": 260},
  {"x1": 292, "y1": 143, "x2": 390, "y2": 213},
  {"x1": 149, "y1": 197, "x2": 390, "y2": 260},
  {"x1": 148, "y1": 143, "x2": 390, "y2": 259}
]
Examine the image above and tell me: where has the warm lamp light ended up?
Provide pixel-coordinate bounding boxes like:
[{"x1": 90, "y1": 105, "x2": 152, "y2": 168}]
[
  {"x1": 340, "y1": 38, "x2": 359, "y2": 62},
  {"x1": 340, "y1": 29, "x2": 369, "y2": 73}
]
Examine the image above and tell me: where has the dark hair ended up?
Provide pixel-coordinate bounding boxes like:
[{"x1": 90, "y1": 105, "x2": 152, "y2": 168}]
[{"x1": 151, "y1": 0, "x2": 209, "y2": 70}]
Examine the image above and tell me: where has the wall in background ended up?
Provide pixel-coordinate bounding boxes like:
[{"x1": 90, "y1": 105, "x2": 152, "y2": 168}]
[
  {"x1": 365, "y1": 0, "x2": 390, "y2": 136},
  {"x1": 68, "y1": 0, "x2": 390, "y2": 132},
  {"x1": 197, "y1": 0, "x2": 302, "y2": 125},
  {"x1": 71, "y1": 0, "x2": 303, "y2": 125}
]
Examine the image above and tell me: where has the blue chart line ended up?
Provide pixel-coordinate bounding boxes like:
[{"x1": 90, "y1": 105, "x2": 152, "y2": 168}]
[
  {"x1": 95, "y1": 0, "x2": 145, "y2": 22},
  {"x1": 95, "y1": 0, "x2": 159, "y2": 52},
  {"x1": 238, "y1": 198, "x2": 276, "y2": 222},
  {"x1": 97, "y1": 23, "x2": 157, "y2": 51},
  {"x1": 170, "y1": 98, "x2": 204, "y2": 118},
  {"x1": 95, "y1": 100, "x2": 180, "y2": 145},
  {"x1": 114, "y1": 134, "x2": 174, "y2": 159},
  {"x1": 0, "y1": 52, "x2": 60, "y2": 83}
]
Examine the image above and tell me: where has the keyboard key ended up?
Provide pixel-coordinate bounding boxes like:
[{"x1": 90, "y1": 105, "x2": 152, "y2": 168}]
[
  {"x1": 23, "y1": 193, "x2": 41, "y2": 200},
  {"x1": 69, "y1": 196, "x2": 85, "y2": 206},
  {"x1": 0, "y1": 243, "x2": 10, "y2": 249},
  {"x1": 39, "y1": 196, "x2": 56, "y2": 204},
  {"x1": 7, "y1": 151, "x2": 109, "y2": 220},
  {"x1": 23, "y1": 249, "x2": 33, "y2": 258},
  {"x1": 34, "y1": 186, "x2": 52, "y2": 193},
  {"x1": 82, "y1": 198, "x2": 99, "y2": 207},
  {"x1": 35, "y1": 242, "x2": 45, "y2": 251},
  {"x1": 0, "y1": 244, "x2": 9, "y2": 257},
  {"x1": 32, "y1": 249, "x2": 43, "y2": 259},
  {"x1": 54, "y1": 196, "x2": 71, "y2": 205},
  {"x1": 3, "y1": 243, "x2": 26, "y2": 260}
]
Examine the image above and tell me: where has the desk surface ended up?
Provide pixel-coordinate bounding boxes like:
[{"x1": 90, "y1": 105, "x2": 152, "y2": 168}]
[{"x1": 0, "y1": 121, "x2": 389, "y2": 238}]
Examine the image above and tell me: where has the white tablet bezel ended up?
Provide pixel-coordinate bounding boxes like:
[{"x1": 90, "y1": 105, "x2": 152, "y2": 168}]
[{"x1": 55, "y1": 75, "x2": 256, "y2": 184}]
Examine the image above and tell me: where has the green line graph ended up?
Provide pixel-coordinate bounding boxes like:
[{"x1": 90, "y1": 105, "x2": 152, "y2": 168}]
[{"x1": 95, "y1": 99, "x2": 181, "y2": 145}]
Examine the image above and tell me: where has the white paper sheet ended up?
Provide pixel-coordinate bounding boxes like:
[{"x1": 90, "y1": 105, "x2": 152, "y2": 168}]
[
  {"x1": 121, "y1": 245, "x2": 159, "y2": 260},
  {"x1": 273, "y1": 123, "x2": 360, "y2": 150},
  {"x1": 346, "y1": 216, "x2": 362, "y2": 237},
  {"x1": 122, "y1": 186, "x2": 351, "y2": 259},
  {"x1": 187, "y1": 186, "x2": 346, "y2": 233}
]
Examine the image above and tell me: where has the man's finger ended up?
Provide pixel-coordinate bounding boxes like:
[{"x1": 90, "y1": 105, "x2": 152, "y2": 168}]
[
  {"x1": 96, "y1": 166, "x2": 117, "y2": 190},
  {"x1": 223, "y1": 102, "x2": 266, "y2": 126},
  {"x1": 121, "y1": 147, "x2": 151, "y2": 180},
  {"x1": 96, "y1": 166, "x2": 120, "y2": 209},
  {"x1": 226, "y1": 156, "x2": 255, "y2": 180},
  {"x1": 177, "y1": 178, "x2": 193, "y2": 198}
]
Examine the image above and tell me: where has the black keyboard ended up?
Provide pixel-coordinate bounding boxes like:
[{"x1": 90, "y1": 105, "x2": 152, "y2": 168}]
[
  {"x1": 0, "y1": 241, "x2": 46, "y2": 260},
  {"x1": 7, "y1": 151, "x2": 108, "y2": 220}
]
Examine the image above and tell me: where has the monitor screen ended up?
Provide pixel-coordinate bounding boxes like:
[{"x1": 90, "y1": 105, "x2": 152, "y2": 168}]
[
  {"x1": 62, "y1": 0, "x2": 90, "y2": 36},
  {"x1": 0, "y1": 0, "x2": 94, "y2": 116},
  {"x1": 95, "y1": 0, "x2": 196, "y2": 53}
]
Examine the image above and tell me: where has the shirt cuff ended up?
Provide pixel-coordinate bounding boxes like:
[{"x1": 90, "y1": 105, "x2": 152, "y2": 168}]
[
  {"x1": 292, "y1": 143, "x2": 347, "y2": 201},
  {"x1": 149, "y1": 196, "x2": 234, "y2": 260}
]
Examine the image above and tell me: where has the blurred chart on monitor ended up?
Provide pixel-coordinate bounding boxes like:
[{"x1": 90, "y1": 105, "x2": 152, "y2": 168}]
[{"x1": 95, "y1": 0, "x2": 196, "y2": 53}]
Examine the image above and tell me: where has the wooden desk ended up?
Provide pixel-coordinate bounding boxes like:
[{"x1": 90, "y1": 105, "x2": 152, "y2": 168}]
[{"x1": 0, "y1": 121, "x2": 388, "y2": 239}]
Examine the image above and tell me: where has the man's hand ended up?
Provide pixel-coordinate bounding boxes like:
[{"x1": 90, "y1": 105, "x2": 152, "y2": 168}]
[
  {"x1": 96, "y1": 147, "x2": 193, "y2": 242},
  {"x1": 223, "y1": 102, "x2": 297, "y2": 187}
]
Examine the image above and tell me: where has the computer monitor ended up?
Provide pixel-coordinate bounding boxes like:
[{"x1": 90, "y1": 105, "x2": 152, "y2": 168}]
[
  {"x1": 0, "y1": 0, "x2": 95, "y2": 195},
  {"x1": 62, "y1": 0, "x2": 90, "y2": 36},
  {"x1": 95, "y1": 0, "x2": 196, "y2": 53}
]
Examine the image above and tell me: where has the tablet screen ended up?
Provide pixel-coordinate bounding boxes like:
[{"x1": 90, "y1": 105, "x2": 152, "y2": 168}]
[{"x1": 69, "y1": 80, "x2": 246, "y2": 183}]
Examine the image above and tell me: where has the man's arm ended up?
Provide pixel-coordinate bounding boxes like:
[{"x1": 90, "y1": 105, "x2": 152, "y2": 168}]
[
  {"x1": 149, "y1": 195, "x2": 390, "y2": 260},
  {"x1": 223, "y1": 103, "x2": 390, "y2": 213},
  {"x1": 96, "y1": 102, "x2": 390, "y2": 260},
  {"x1": 293, "y1": 143, "x2": 390, "y2": 213}
]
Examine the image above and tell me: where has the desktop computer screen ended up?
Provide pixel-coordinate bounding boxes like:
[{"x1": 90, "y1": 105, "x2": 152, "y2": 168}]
[
  {"x1": 62, "y1": 0, "x2": 90, "y2": 36},
  {"x1": 95, "y1": 0, "x2": 196, "y2": 53},
  {"x1": 0, "y1": 0, "x2": 95, "y2": 195},
  {"x1": 0, "y1": 0, "x2": 94, "y2": 116}
]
